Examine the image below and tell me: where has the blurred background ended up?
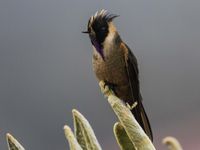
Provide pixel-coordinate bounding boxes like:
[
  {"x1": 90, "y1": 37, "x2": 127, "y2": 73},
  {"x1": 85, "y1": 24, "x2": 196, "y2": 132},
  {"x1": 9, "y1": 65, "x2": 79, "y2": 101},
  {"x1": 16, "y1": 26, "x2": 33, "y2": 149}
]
[{"x1": 1, "y1": 0, "x2": 200, "y2": 149}]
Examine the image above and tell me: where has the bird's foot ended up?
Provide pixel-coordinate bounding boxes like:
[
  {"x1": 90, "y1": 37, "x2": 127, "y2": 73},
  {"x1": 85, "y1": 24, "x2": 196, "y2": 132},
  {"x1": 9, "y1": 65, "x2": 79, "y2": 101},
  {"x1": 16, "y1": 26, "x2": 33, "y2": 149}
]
[
  {"x1": 99, "y1": 80, "x2": 115, "y2": 98},
  {"x1": 104, "y1": 81, "x2": 117, "y2": 93},
  {"x1": 126, "y1": 101, "x2": 138, "y2": 110}
]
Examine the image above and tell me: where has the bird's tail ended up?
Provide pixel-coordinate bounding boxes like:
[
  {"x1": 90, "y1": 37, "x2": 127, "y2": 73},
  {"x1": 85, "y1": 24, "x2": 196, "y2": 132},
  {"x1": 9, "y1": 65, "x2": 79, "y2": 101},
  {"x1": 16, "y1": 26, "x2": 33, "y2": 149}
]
[{"x1": 131, "y1": 102, "x2": 153, "y2": 141}]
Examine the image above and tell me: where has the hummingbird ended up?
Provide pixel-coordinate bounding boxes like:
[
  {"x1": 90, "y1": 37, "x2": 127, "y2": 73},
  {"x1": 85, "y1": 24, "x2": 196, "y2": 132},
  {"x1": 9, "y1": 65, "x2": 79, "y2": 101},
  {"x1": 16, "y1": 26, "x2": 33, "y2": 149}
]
[{"x1": 82, "y1": 9, "x2": 153, "y2": 141}]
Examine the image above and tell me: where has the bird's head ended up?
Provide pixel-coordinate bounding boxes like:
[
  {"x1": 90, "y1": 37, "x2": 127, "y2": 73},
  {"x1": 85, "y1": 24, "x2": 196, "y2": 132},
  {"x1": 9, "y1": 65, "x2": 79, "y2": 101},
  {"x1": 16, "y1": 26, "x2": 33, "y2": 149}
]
[{"x1": 82, "y1": 10, "x2": 119, "y2": 59}]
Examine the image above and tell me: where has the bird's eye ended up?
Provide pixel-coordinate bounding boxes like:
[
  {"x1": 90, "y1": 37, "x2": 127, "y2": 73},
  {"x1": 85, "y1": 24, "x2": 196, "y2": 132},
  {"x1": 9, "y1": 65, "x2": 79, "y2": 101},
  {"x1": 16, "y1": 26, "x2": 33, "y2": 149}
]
[{"x1": 100, "y1": 27, "x2": 106, "y2": 31}]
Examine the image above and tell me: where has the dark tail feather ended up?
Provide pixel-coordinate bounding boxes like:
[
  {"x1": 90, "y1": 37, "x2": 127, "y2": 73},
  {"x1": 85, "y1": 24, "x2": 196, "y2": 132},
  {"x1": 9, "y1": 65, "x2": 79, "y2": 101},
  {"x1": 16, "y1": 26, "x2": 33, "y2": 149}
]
[{"x1": 131, "y1": 102, "x2": 153, "y2": 141}]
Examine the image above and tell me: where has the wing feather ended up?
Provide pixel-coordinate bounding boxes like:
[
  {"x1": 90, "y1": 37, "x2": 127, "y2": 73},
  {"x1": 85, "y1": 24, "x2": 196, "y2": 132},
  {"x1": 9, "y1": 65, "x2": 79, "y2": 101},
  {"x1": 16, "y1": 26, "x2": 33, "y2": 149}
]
[{"x1": 121, "y1": 42, "x2": 153, "y2": 141}]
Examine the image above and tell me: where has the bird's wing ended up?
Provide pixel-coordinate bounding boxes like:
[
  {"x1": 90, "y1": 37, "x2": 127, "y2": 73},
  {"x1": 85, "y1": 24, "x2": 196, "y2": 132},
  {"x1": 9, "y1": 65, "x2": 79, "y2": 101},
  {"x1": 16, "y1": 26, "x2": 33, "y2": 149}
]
[
  {"x1": 120, "y1": 42, "x2": 141, "y2": 103},
  {"x1": 120, "y1": 42, "x2": 153, "y2": 141}
]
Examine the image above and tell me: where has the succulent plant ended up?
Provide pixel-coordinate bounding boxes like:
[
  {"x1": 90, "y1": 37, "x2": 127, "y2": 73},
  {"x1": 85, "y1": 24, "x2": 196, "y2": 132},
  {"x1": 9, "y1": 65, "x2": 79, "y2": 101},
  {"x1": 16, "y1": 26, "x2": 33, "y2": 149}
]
[
  {"x1": 6, "y1": 133, "x2": 25, "y2": 150},
  {"x1": 6, "y1": 81, "x2": 183, "y2": 150}
]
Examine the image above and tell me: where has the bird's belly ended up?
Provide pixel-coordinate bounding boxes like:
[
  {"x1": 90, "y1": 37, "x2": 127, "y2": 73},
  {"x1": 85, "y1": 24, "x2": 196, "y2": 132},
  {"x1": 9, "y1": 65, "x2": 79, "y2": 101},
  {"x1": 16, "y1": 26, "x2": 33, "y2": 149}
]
[
  {"x1": 93, "y1": 57, "x2": 126, "y2": 83},
  {"x1": 93, "y1": 55, "x2": 132, "y2": 101}
]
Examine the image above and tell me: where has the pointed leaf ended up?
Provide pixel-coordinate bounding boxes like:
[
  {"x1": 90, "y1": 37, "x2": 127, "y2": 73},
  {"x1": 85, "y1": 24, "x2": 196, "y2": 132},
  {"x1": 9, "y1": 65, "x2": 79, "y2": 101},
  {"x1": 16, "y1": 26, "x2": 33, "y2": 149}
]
[
  {"x1": 114, "y1": 122, "x2": 136, "y2": 150},
  {"x1": 99, "y1": 81, "x2": 156, "y2": 150},
  {"x1": 64, "y1": 125, "x2": 83, "y2": 150},
  {"x1": 163, "y1": 136, "x2": 183, "y2": 150},
  {"x1": 73, "y1": 109, "x2": 102, "y2": 150},
  {"x1": 6, "y1": 133, "x2": 25, "y2": 150}
]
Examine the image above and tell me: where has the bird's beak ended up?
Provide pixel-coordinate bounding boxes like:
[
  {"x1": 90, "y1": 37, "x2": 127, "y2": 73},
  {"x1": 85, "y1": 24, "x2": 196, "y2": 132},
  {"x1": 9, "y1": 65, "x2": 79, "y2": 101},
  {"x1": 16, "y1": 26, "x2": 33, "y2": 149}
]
[{"x1": 82, "y1": 31, "x2": 90, "y2": 34}]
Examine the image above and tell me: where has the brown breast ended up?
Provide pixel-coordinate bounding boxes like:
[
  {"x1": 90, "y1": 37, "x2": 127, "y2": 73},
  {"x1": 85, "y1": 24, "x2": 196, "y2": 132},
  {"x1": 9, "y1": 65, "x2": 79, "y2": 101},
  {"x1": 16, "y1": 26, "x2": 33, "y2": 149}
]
[{"x1": 92, "y1": 47, "x2": 132, "y2": 101}]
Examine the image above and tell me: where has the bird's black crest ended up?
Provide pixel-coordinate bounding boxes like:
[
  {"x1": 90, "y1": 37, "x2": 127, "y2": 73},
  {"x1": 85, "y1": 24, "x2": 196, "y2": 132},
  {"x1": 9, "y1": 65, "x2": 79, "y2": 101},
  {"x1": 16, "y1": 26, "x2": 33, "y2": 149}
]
[{"x1": 87, "y1": 9, "x2": 119, "y2": 29}]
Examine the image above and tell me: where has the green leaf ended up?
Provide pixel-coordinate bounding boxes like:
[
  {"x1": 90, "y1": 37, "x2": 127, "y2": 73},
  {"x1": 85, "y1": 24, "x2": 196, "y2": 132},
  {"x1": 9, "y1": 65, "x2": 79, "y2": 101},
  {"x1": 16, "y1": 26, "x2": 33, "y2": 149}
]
[
  {"x1": 6, "y1": 133, "x2": 25, "y2": 150},
  {"x1": 99, "y1": 81, "x2": 156, "y2": 150},
  {"x1": 63, "y1": 125, "x2": 83, "y2": 150},
  {"x1": 114, "y1": 122, "x2": 136, "y2": 150},
  {"x1": 73, "y1": 109, "x2": 102, "y2": 150},
  {"x1": 163, "y1": 136, "x2": 183, "y2": 150}
]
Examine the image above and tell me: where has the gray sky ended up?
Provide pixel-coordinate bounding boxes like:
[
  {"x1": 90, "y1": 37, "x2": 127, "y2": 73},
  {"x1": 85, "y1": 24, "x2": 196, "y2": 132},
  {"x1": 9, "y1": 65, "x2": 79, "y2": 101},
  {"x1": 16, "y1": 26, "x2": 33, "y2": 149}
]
[{"x1": 0, "y1": 0, "x2": 200, "y2": 149}]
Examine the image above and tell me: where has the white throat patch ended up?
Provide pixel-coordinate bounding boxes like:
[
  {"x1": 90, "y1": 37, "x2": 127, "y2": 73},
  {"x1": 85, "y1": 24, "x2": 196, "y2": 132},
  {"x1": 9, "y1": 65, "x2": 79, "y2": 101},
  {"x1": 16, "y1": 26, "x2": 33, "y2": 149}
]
[{"x1": 103, "y1": 22, "x2": 116, "y2": 50}]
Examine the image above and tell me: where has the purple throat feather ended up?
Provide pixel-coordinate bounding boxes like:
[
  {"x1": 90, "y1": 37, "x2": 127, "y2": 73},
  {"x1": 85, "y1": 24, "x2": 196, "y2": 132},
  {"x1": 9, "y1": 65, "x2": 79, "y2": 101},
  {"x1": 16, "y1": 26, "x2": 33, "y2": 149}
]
[{"x1": 92, "y1": 39, "x2": 105, "y2": 60}]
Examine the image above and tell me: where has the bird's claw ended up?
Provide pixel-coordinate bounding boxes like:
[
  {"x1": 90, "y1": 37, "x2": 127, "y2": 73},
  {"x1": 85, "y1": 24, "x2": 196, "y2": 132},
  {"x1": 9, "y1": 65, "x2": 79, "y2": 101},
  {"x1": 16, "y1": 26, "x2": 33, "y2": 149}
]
[
  {"x1": 99, "y1": 80, "x2": 115, "y2": 97},
  {"x1": 126, "y1": 101, "x2": 138, "y2": 110}
]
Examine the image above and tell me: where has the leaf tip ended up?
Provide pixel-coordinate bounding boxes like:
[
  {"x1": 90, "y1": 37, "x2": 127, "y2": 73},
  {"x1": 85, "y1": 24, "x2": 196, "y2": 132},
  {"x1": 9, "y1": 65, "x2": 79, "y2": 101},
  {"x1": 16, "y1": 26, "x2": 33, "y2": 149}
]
[{"x1": 163, "y1": 136, "x2": 183, "y2": 150}]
